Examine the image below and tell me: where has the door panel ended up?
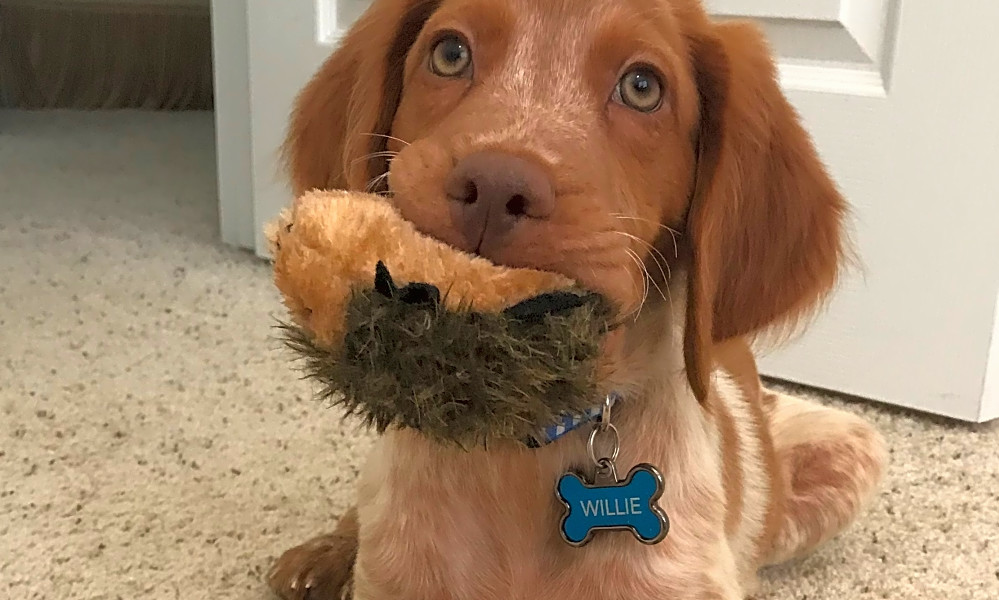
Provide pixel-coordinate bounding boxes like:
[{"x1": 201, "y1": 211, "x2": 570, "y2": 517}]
[{"x1": 705, "y1": 0, "x2": 899, "y2": 95}]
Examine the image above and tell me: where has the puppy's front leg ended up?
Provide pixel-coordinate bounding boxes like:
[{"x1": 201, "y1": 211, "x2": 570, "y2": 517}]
[
  {"x1": 268, "y1": 506, "x2": 359, "y2": 600},
  {"x1": 695, "y1": 575, "x2": 746, "y2": 600},
  {"x1": 652, "y1": 550, "x2": 746, "y2": 600}
]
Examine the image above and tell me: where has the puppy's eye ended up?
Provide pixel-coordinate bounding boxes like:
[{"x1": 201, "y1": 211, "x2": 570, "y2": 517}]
[
  {"x1": 430, "y1": 34, "x2": 472, "y2": 78},
  {"x1": 615, "y1": 67, "x2": 664, "y2": 112}
]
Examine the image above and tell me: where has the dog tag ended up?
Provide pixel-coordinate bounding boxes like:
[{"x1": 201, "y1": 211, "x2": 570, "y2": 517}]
[
  {"x1": 555, "y1": 394, "x2": 669, "y2": 547},
  {"x1": 557, "y1": 462, "x2": 669, "y2": 546}
]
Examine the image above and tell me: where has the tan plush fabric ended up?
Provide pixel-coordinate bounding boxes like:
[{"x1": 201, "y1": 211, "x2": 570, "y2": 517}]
[
  {"x1": 0, "y1": 111, "x2": 997, "y2": 599},
  {"x1": 267, "y1": 190, "x2": 573, "y2": 348}
]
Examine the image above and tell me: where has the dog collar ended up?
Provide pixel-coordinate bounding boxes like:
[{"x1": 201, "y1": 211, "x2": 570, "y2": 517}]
[{"x1": 525, "y1": 392, "x2": 620, "y2": 448}]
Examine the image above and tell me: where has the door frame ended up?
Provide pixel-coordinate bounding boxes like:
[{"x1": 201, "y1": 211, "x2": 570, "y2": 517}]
[{"x1": 210, "y1": 0, "x2": 256, "y2": 251}]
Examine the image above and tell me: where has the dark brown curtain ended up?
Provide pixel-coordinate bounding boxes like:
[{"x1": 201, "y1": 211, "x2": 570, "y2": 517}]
[{"x1": 0, "y1": 1, "x2": 213, "y2": 110}]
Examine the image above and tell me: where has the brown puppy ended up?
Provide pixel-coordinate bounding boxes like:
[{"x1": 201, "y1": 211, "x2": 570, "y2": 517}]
[{"x1": 269, "y1": 1, "x2": 887, "y2": 598}]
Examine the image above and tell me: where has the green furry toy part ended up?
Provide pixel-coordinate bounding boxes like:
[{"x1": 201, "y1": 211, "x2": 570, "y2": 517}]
[{"x1": 282, "y1": 262, "x2": 613, "y2": 447}]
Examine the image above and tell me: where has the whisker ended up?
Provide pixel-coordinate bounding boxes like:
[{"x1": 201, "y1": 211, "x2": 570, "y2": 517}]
[
  {"x1": 623, "y1": 248, "x2": 649, "y2": 320},
  {"x1": 646, "y1": 263, "x2": 670, "y2": 307},
  {"x1": 633, "y1": 245, "x2": 669, "y2": 308},
  {"x1": 640, "y1": 243, "x2": 673, "y2": 312},
  {"x1": 654, "y1": 268, "x2": 673, "y2": 316},
  {"x1": 613, "y1": 231, "x2": 673, "y2": 315},
  {"x1": 358, "y1": 132, "x2": 411, "y2": 147},
  {"x1": 609, "y1": 214, "x2": 682, "y2": 237},
  {"x1": 349, "y1": 150, "x2": 400, "y2": 168},
  {"x1": 621, "y1": 252, "x2": 643, "y2": 321},
  {"x1": 611, "y1": 214, "x2": 681, "y2": 258},
  {"x1": 626, "y1": 248, "x2": 649, "y2": 307},
  {"x1": 623, "y1": 232, "x2": 670, "y2": 283},
  {"x1": 365, "y1": 171, "x2": 391, "y2": 193},
  {"x1": 613, "y1": 230, "x2": 673, "y2": 282}
]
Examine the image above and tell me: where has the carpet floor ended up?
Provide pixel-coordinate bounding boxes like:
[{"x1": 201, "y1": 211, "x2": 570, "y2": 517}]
[{"x1": 1, "y1": 111, "x2": 997, "y2": 599}]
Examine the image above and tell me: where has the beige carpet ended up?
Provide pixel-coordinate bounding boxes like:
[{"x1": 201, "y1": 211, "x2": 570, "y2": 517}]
[{"x1": 1, "y1": 111, "x2": 997, "y2": 599}]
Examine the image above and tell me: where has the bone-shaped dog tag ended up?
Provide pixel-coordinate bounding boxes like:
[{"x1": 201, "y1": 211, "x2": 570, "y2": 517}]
[{"x1": 556, "y1": 462, "x2": 670, "y2": 547}]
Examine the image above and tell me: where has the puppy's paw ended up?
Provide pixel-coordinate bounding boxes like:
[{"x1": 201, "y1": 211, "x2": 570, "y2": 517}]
[
  {"x1": 268, "y1": 508, "x2": 359, "y2": 599},
  {"x1": 267, "y1": 533, "x2": 355, "y2": 599},
  {"x1": 267, "y1": 532, "x2": 357, "y2": 600}
]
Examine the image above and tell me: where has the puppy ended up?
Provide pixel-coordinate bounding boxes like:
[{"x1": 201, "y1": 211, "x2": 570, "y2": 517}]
[{"x1": 268, "y1": 1, "x2": 887, "y2": 598}]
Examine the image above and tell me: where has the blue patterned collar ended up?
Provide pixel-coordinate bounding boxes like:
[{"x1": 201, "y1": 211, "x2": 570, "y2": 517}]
[{"x1": 525, "y1": 393, "x2": 620, "y2": 448}]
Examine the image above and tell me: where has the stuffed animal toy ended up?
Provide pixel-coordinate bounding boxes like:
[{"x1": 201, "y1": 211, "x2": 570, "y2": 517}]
[{"x1": 266, "y1": 189, "x2": 616, "y2": 448}]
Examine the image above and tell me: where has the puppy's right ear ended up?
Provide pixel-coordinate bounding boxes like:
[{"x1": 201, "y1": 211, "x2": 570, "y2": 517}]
[
  {"x1": 284, "y1": 0, "x2": 441, "y2": 195},
  {"x1": 682, "y1": 22, "x2": 849, "y2": 402}
]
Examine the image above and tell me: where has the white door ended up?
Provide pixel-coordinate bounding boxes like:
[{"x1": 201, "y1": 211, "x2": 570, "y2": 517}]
[
  {"x1": 211, "y1": 0, "x2": 366, "y2": 252},
  {"x1": 212, "y1": 1, "x2": 999, "y2": 422}
]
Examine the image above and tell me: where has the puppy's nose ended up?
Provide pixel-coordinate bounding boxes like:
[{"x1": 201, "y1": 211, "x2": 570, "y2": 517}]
[{"x1": 445, "y1": 151, "x2": 555, "y2": 252}]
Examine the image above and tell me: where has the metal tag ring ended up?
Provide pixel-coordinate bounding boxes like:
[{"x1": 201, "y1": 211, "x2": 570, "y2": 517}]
[
  {"x1": 601, "y1": 391, "x2": 622, "y2": 429},
  {"x1": 587, "y1": 422, "x2": 620, "y2": 467}
]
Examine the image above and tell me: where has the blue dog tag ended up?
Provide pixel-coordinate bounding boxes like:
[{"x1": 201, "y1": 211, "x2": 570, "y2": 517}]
[{"x1": 557, "y1": 462, "x2": 669, "y2": 547}]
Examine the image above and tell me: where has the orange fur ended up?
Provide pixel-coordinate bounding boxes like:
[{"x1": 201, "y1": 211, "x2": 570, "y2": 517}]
[
  {"x1": 269, "y1": 1, "x2": 886, "y2": 599},
  {"x1": 713, "y1": 341, "x2": 788, "y2": 564},
  {"x1": 707, "y1": 384, "x2": 744, "y2": 538},
  {"x1": 762, "y1": 391, "x2": 888, "y2": 565}
]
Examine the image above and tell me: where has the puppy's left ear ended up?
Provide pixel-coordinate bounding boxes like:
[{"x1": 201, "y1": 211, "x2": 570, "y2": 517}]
[
  {"x1": 283, "y1": 0, "x2": 442, "y2": 195},
  {"x1": 683, "y1": 22, "x2": 850, "y2": 401}
]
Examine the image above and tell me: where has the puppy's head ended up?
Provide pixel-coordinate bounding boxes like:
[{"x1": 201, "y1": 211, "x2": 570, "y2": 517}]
[{"x1": 285, "y1": 0, "x2": 848, "y2": 400}]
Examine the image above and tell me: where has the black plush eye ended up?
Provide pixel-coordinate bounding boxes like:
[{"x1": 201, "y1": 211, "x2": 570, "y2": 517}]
[
  {"x1": 430, "y1": 34, "x2": 472, "y2": 78},
  {"x1": 615, "y1": 66, "x2": 664, "y2": 112}
]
